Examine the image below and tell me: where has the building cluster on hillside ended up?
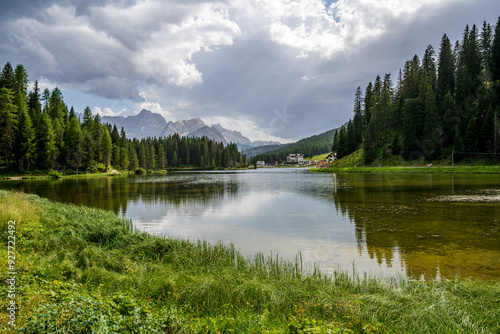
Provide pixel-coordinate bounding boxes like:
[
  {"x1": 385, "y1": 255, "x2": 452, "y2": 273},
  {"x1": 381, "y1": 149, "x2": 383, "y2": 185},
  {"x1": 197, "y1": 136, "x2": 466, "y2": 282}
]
[
  {"x1": 256, "y1": 153, "x2": 336, "y2": 168},
  {"x1": 256, "y1": 160, "x2": 278, "y2": 167},
  {"x1": 312, "y1": 152, "x2": 336, "y2": 168}
]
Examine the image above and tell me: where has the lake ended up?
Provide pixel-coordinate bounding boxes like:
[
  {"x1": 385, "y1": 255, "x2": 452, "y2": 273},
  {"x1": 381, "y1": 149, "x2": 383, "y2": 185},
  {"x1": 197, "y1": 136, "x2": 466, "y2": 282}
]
[{"x1": 2, "y1": 169, "x2": 500, "y2": 280}]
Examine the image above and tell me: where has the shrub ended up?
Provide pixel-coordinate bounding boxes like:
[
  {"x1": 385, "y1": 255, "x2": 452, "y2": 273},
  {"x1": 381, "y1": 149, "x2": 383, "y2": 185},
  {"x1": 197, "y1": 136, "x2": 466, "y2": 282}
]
[
  {"x1": 47, "y1": 170, "x2": 62, "y2": 179},
  {"x1": 135, "y1": 168, "x2": 146, "y2": 175}
]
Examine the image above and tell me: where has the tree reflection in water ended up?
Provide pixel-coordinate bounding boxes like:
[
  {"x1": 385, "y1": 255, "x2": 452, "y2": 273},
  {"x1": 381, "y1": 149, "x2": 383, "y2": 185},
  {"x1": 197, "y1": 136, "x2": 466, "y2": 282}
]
[{"x1": 330, "y1": 173, "x2": 500, "y2": 280}]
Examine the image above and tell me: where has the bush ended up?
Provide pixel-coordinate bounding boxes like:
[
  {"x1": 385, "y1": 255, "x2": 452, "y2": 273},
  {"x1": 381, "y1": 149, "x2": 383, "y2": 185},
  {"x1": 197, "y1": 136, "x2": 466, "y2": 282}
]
[
  {"x1": 135, "y1": 168, "x2": 146, "y2": 175},
  {"x1": 47, "y1": 170, "x2": 62, "y2": 179},
  {"x1": 95, "y1": 163, "x2": 107, "y2": 173},
  {"x1": 88, "y1": 165, "x2": 99, "y2": 174}
]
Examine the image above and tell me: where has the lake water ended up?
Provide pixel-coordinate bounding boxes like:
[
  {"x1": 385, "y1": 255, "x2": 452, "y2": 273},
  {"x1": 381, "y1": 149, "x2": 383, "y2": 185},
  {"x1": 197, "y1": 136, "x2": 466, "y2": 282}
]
[{"x1": 2, "y1": 169, "x2": 500, "y2": 280}]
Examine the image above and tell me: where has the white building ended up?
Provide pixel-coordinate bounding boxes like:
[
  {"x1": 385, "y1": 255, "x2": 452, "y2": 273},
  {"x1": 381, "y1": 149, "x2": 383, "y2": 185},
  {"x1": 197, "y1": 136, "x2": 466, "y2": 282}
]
[
  {"x1": 256, "y1": 161, "x2": 266, "y2": 167},
  {"x1": 287, "y1": 153, "x2": 304, "y2": 165},
  {"x1": 326, "y1": 152, "x2": 336, "y2": 163}
]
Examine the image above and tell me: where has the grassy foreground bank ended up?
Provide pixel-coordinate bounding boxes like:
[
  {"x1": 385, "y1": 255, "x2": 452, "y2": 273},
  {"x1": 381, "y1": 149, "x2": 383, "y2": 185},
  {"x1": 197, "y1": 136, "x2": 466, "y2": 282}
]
[{"x1": 1, "y1": 191, "x2": 500, "y2": 333}]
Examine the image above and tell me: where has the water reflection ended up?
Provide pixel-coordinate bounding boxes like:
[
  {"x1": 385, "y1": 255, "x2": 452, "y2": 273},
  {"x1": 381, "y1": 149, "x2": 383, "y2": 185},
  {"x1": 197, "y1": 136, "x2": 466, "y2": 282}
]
[
  {"x1": 330, "y1": 173, "x2": 500, "y2": 280},
  {"x1": 0, "y1": 174, "x2": 238, "y2": 215},
  {"x1": 1, "y1": 171, "x2": 499, "y2": 280}
]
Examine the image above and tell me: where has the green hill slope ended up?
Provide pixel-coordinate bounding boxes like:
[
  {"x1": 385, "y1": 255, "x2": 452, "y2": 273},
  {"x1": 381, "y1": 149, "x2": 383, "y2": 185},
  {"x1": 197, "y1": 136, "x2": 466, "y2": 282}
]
[{"x1": 251, "y1": 128, "x2": 337, "y2": 163}]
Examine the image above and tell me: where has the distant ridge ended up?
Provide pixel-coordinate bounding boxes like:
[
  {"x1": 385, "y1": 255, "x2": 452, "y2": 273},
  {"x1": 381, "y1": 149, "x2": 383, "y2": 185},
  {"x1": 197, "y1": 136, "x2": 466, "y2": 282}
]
[
  {"x1": 251, "y1": 128, "x2": 337, "y2": 162},
  {"x1": 187, "y1": 125, "x2": 228, "y2": 145},
  {"x1": 243, "y1": 144, "x2": 283, "y2": 157},
  {"x1": 102, "y1": 109, "x2": 167, "y2": 139},
  {"x1": 101, "y1": 110, "x2": 283, "y2": 149},
  {"x1": 161, "y1": 118, "x2": 206, "y2": 137}
]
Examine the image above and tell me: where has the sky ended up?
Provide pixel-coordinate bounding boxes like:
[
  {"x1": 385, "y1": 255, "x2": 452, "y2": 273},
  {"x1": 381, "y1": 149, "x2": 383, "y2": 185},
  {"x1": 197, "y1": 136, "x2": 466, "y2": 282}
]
[{"x1": 0, "y1": 0, "x2": 498, "y2": 142}]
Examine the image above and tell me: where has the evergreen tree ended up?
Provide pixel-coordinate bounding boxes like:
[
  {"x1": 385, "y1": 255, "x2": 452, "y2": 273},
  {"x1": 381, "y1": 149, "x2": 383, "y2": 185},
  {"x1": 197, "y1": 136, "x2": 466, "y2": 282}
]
[
  {"x1": 440, "y1": 92, "x2": 458, "y2": 148},
  {"x1": 48, "y1": 88, "x2": 67, "y2": 132},
  {"x1": 402, "y1": 98, "x2": 422, "y2": 159},
  {"x1": 93, "y1": 115, "x2": 103, "y2": 163},
  {"x1": 380, "y1": 73, "x2": 393, "y2": 139},
  {"x1": 112, "y1": 145, "x2": 120, "y2": 169},
  {"x1": 13, "y1": 64, "x2": 28, "y2": 102},
  {"x1": 364, "y1": 82, "x2": 373, "y2": 126},
  {"x1": 111, "y1": 125, "x2": 120, "y2": 144},
  {"x1": 437, "y1": 34, "x2": 455, "y2": 112},
  {"x1": 120, "y1": 127, "x2": 127, "y2": 148},
  {"x1": 491, "y1": 16, "x2": 500, "y2": 101},
  {"x1": 456, "y1": 24, "x2": 482, "y2": 107},
  {"x1": 119, "y1": 146, "x2": 129, "y2": 170},
  {"x1": 172, "y1": 150, "x2": 178, "y2": 167},
  {"x1": 363, "y1": 122, "x2": 377, "y2": 164},
  {"x1": 148, "y1": 145, "x2": 156, "y2": 171},
  {"x1": 401, "y1": 55, "x2": 421, "y2": 100},
  {"x1": 0, "y1": 88, "x2": 18, "y2": 166},
  {"x1": 82, "y1": 132, "x2": 95, "y2": 173},
  {"x1": 422, "y1": 45, "x2": 437, "y2": 91},
  {"x1": 36, "y1": 112, "x2": 56, "y2": 169},
  {"x1": 352, "y1": 86, "x2": 364, "y2": 144},
  {"x1": 464, "y1": 115, "x2": 478, "y2": 151},
  {"x1": 157, "y1": 143, "x2": 166, "y2": 170},
  {"x1": 102, "y1": 126, "x2": 112, "y2": 170},
  {"x1": 139, "y1": 141, "x2": 147, "y2": 169},
  {"x1": 479, "y1": 106, "x2": 495, "y2": 152},
  {"x1": 337, "y1": 125, "x2": 347, "y2": 159},
  {"x1": 28, "y1": 80, "x2": 42, "y2": 123},
  {"x1": 65, "y1": 113, "x2": 83, "y2": 173},
  {"x1": 52, "y1": 118, "x2": 63, "y2": 167},
  {"x1": 346, "y1": 120, "x2": 357, "y2": 155},
  {"x1": 480, "y1": 21, "x2": 493, "y2": 84},
  {"x1": 0, "y1": 62, "x2": 15, "y2": 90},
  {"x1": 422, "y1": 81, "x2": 442, "y2": 159},
  {"x1": 15, "y1": 97, "x2": 35, "y2": 170},
  {"x1": 332, "y1": 130, "x2": 339, "y2": 153},
  {"x1": 82, "y1": 107, "x2": 94, "y2": 132},
  {"x1": 128, "y1": 142, "x2": 138, "y2": 171},
  {"x1": 42, "y1": 88, "x2": 50, "y2": 113}
]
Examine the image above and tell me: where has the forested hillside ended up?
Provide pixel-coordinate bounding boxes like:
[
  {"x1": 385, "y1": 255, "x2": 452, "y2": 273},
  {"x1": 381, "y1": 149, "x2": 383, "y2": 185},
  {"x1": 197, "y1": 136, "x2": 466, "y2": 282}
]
[
  {"x1": 334, "y1": 17, "x2": 500, "y2": 164},
  {"x1": 0, "y1": 64, "x2": 245, "y2": 173},
  {"x1": 251, "y1": 128, "x2": 337, "y2": 163}
]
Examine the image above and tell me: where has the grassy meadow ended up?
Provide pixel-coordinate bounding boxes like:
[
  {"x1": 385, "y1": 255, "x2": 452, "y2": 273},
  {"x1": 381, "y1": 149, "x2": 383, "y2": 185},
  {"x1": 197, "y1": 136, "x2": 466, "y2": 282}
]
[{"x1": 1, "y1": 190, "x2": 500, "y2": 333}]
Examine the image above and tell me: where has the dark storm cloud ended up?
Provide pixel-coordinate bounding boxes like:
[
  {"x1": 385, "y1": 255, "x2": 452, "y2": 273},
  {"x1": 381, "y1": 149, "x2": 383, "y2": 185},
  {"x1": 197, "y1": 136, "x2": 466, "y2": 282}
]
[{"x1": 0, "y1": 0, "x2": 498, "y2": 140}]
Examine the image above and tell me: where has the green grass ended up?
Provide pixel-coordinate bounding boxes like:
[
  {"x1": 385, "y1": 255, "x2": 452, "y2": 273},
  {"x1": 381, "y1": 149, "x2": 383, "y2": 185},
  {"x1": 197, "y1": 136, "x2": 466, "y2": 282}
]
[
  {"x1": 1, "y1": 191, "x2": 500, "y2": 333},
  {"x1": 311, "y1": 165, "x2": 500, "y2": 174},
  {"x1": 311, "y1": 149, "x2": 500, "y2": 174},
  {"x1": 307, "y1": 154, "x2": 329, "y2": 161}
]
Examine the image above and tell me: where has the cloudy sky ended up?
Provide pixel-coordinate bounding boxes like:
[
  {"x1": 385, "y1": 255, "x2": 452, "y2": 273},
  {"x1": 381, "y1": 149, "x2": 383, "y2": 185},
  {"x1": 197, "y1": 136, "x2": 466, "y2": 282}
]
[{"x1": 0, "y1": 0, "x2": 498, "y2": 142}]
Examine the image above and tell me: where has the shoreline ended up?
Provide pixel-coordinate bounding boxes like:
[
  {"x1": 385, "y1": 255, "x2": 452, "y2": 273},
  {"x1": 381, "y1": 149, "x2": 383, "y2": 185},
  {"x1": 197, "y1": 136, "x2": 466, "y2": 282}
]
[{"x1": 309, "y1": 165, "x2": 500, "y2": 174}]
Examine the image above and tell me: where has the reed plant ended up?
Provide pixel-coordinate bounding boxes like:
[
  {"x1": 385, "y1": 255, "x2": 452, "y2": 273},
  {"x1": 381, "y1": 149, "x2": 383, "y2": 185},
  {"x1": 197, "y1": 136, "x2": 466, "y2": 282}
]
[{"x1": 1, "y1": 190, "x2": 499, "y2": 333}]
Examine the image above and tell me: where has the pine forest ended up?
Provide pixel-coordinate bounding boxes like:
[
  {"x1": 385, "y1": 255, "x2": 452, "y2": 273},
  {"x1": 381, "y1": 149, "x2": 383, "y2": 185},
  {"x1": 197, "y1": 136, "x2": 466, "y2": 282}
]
[
  {"x1": 333, "y1": 18, "x2": 500, "y2": 164},
  {"x1": 0, "y1": 65, "x2": 245, "y2": 174}
]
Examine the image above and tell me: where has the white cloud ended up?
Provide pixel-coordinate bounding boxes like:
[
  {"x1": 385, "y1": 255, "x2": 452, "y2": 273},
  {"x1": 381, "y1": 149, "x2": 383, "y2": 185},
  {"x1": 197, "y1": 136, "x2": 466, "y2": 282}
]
[
  {"x1": 4, "y1": 1, "x2": 241, "y2": 98},
  {"x1": 202, "y1": 115, "x2": 294, "y2": 142},
  {"x1": 259, "y1": 0, "x2": 455, "y2": 59},
  {"x1": 93, "y1": 106, "x2": 119, "y2": 117}
]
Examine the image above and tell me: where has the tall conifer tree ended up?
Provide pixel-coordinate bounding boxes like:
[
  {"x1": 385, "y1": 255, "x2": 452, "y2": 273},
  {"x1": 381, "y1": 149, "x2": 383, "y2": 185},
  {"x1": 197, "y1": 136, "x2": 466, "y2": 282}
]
[
  {"x1": 437, "y1": 34, "x2": 455, "y2": 113},
  {"x1": 0, "y1": 88, "x2": 18, "y2": 167}
]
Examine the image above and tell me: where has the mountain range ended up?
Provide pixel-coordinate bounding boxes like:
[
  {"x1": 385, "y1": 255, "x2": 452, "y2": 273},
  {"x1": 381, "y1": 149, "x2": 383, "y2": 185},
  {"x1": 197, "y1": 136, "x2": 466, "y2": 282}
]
[{"x1": 101, "y1": 109, "x2": 281, "y2": 150}]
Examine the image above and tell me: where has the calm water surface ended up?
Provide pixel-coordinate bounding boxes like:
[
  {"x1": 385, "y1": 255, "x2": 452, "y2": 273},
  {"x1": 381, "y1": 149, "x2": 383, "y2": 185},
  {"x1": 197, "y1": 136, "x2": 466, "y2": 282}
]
[{"x1": 2, "y1": 169, "x2": 500, "y2": 280}]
